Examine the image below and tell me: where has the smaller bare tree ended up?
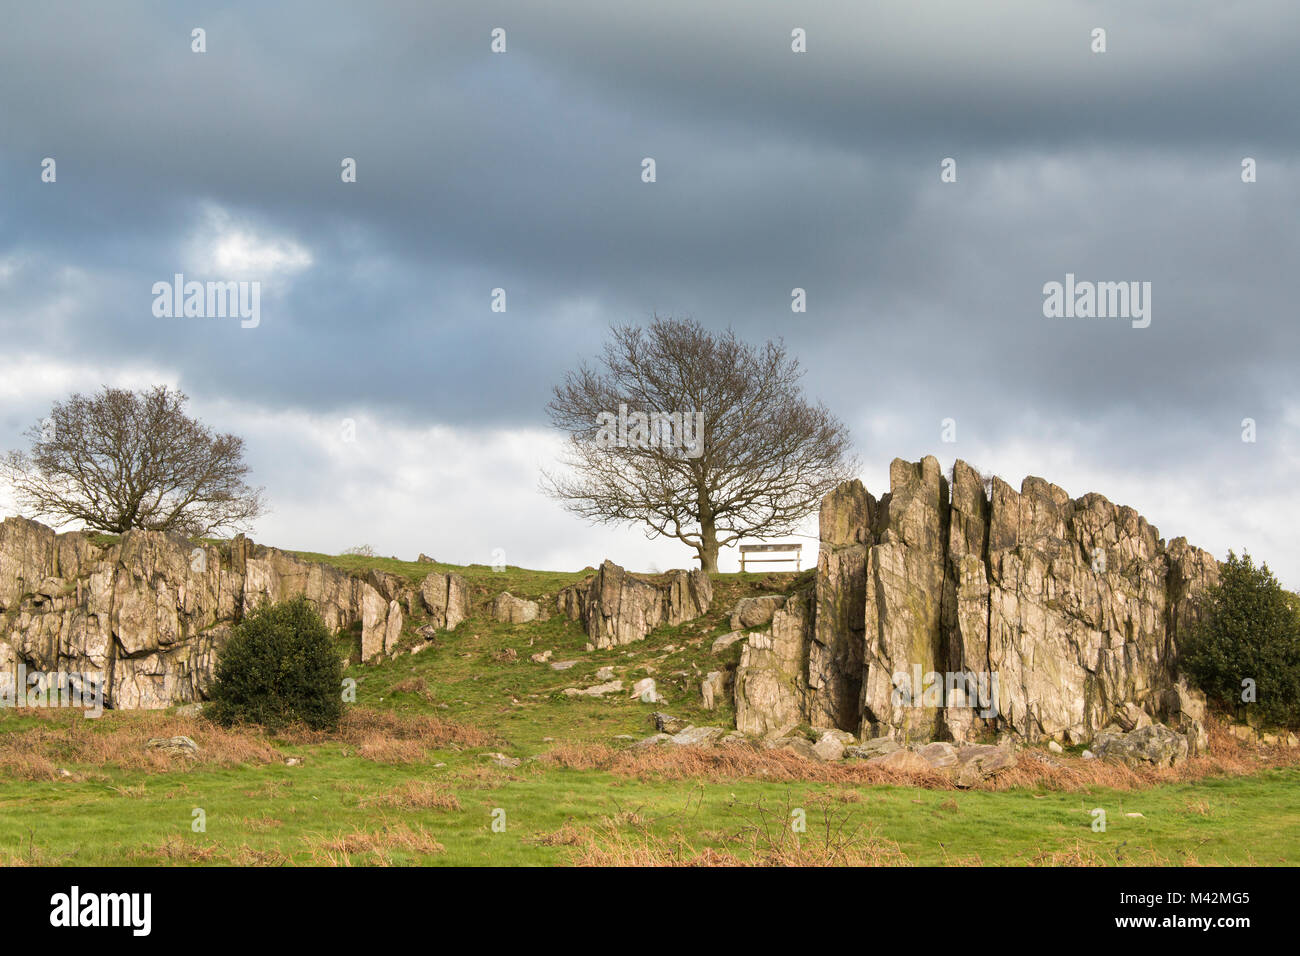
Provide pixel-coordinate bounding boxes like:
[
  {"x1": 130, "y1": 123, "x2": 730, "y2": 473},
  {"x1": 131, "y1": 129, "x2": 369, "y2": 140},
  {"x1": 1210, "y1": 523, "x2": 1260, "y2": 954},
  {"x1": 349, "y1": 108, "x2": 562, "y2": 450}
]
[
  {"x1": 544, "y1": 316, "x2": 858, "y2": 571},
  {"x1": 1, "y1": 385, "x2": 265, "y2": 537}
]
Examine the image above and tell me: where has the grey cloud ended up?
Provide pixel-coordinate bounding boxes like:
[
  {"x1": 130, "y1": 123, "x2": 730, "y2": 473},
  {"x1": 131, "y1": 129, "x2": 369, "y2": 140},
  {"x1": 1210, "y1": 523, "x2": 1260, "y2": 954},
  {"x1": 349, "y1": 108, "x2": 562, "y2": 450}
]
[{"x1": 1, "y1": 0, "x2": 1297, "y2": 578}]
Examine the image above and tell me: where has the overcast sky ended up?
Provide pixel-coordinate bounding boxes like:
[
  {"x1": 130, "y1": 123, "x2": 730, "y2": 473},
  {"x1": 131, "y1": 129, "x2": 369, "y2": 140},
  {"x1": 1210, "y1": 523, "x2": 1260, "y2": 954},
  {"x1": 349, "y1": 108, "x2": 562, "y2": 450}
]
[{"x1": 2, "y1": 1, "x2": 1297, "y2": 583}]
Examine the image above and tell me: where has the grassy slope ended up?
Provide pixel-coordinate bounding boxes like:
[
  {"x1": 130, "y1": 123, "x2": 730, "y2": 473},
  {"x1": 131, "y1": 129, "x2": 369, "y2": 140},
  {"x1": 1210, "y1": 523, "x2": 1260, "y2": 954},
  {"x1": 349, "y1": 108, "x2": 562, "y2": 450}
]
[{"x1": 1, "y1": 551, "x2": 1296, "y2": 866}]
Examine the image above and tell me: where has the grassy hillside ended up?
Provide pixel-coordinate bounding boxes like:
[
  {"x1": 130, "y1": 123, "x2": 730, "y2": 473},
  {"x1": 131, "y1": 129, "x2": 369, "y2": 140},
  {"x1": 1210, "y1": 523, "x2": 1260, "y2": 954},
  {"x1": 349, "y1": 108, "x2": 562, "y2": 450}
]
[{"x1": 2, "y1": 549, "x2": 1297, "y2": 866}]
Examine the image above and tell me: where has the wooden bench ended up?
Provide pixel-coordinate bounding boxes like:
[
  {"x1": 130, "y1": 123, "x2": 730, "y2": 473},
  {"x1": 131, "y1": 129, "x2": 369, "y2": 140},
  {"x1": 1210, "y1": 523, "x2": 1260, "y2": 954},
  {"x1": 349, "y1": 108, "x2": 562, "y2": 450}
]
[{"x1": 739, "y1": 543, "x2": 802, "y2": 572}]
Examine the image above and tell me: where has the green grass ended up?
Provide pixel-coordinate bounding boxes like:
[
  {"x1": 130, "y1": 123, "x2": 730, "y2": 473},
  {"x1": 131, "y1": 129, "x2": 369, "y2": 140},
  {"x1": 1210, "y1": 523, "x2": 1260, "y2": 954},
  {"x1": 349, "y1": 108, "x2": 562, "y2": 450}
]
[
  {"x1": 3, "y1": 547, "x2": 1296, "y2": 866},
  {"x1": 2, "y1": 726, "x2": 1295, "y2": 865}
]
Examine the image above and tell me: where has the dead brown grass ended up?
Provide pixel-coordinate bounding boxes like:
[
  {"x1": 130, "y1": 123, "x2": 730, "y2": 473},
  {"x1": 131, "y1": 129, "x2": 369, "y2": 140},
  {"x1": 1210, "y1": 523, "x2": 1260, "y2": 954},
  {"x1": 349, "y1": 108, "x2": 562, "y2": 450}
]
[
  {"x1": 572, "y1": 794, "x2": 911, "y2": 867},
  {"x1": 305, "y1": 822, "x2": 445, "y2": 865},
  {"x1": 544, "y1": 742, "x2": 955, "y2": 788},
  {"x1": 389, "y1": 677, "x2": 428, "y2": 694},
  {"x1": 533, "y1": 823, "x2": 586, "y2": 847},
  {"x1": 941, "y1": 840, "x2": 1196, "y2": 867},
  {"x1": 357, "y1": 780, "x2": 461, "y2": 811},
  {"x1": 0, "y1": 705, "x2": 494, "y2": 776},
  {"x1": 0, "y1": 708, "x2": 278, "y2": 776},
  {"x1": 353, "y1": 736, "x2": 429, "y2": 764},
  {"x1": 281, "y1": 706, "x2": 495, "y2": 750},
  {"x1": 127, "y1": 836, "x2": 292, "y2": 866},
  {"x1": 544, "y1": 718, "x2": 1300, "y2": 793},
  {"x1": 132, "y1": 835, "x2": 224, "y2": 864},
  {"x1": 226, "y1": 844, "x2": 293, "y2": 866},
  {"x1": 240, "y1": 814, "x2": 284, "y2": 832}
]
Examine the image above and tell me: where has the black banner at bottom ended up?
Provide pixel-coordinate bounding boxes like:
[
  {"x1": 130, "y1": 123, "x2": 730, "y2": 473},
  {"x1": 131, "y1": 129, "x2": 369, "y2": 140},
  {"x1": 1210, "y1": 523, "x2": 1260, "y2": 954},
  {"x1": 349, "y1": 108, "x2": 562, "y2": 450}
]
[{"x1": 0, "y1": 865, "x2": 1272, "y2": 942}]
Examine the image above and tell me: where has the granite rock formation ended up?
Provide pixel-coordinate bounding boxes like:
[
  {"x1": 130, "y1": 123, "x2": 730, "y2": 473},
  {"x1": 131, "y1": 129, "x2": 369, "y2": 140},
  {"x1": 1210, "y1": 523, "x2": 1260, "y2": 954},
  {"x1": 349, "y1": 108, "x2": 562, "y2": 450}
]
[
  {"x1": 557, "y1": 560, "x2": 712, "y2": 649},
  {"x1": 735, "y1": 457, "x2": 1219, "y2": 751},
  {"x1": 0, "y1": 517, "x2": 466, "y2": 709}
]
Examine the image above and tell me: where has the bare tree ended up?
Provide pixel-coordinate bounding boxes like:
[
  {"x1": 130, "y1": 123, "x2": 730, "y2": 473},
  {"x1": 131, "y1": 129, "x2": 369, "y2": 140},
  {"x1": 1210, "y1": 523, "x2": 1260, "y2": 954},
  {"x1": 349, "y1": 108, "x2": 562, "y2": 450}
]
[
  {"x1": 1, "y1": 385, "x2": 265, "y2": 537},
  {"x1": 544, "y1": 316, "x2": 858, "y2": 572}
]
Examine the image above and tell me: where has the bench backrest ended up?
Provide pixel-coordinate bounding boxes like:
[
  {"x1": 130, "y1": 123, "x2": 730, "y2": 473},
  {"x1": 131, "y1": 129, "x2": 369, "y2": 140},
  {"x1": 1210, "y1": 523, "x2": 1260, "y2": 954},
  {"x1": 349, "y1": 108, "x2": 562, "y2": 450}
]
[{"x1": 738, "y1": 543, "x2": 802, "y2": 571}]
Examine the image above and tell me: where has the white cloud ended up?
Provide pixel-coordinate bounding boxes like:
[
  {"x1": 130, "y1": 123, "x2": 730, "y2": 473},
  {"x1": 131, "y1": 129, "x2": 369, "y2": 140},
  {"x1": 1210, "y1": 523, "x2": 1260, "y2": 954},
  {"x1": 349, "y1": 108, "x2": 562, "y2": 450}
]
[
  {"x1": 185, "y1": 203, "x2": 313, "y2": 279},
  {"x1": 3, "y1": 354, "x2": 1297, "y2": 588}
]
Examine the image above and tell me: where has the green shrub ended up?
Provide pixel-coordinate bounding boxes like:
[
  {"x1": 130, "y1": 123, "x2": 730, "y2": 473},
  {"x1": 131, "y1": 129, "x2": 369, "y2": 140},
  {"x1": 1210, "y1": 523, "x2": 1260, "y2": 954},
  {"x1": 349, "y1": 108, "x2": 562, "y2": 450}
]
[
  {"x1": 1181, "y1": 551, "x2": 1300, "y2": 729},
  {"x1": 206, "y1": 596, "x2": 344, "y2": 731}
]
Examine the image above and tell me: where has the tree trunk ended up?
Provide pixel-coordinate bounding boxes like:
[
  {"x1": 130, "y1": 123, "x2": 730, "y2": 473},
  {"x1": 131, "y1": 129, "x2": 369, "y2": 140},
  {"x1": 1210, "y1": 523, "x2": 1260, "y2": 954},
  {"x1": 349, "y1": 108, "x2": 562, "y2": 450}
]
[{"x1": 697, "y1": 514, "x2": 720, "y2": 572}]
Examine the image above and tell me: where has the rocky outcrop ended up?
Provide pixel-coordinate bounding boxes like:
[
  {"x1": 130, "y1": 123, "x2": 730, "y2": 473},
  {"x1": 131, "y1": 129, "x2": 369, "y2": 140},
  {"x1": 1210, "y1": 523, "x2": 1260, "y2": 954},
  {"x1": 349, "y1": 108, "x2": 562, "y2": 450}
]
[
  {"x1": 734, "y1": 592, "x2": 811, "y2": 736},
  {"x1": 556, "y1": 560, "x2": 712, "y2": 649},
  {"x1": 734, "y1": 457, "x2": 1219, "y2": 752},
  {"x1": 419, "y1": 572, "x2": 469, "y2": 632},
  {"x1": 701, "y1": 670, "x2": 729, "y2": 710},
  {"x1": 809, "y1": 482, "x2": 872, "y2": 735},
  {"x1": 492, "y1": 591, "x2": 540, "y2": 624},
  {"x1": 0, "y1": 517, "x2": 465, "y2": 709}
]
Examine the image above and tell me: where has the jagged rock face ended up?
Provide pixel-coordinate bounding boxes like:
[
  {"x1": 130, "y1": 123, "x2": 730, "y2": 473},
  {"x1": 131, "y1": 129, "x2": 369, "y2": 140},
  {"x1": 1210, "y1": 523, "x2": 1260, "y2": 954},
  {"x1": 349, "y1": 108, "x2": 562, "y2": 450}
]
[
  {"x1": 810, "y1": 480, "x2": 870, "y2": 731},
  {"x1": 735, "y1": 457, "x2": 1218, "y2": 750},
  {"x1": 735, "y1": 592, "x2": 810, "y2": 737},
  {"x1": 663, "y1": 567, "x2": 713, "y2": 626},
  {"x1": 860, "y1": 458, "x2": 950, "y2": 740},
  {"x1": 556, "y1": 560, "x2": 711, "y2": 649},
  {"x1": 419, "y1": 572, "x2": 470, "y2": 632},
  {"x1": 0, "y1": 517, "x2": 460, "y2": 709}
]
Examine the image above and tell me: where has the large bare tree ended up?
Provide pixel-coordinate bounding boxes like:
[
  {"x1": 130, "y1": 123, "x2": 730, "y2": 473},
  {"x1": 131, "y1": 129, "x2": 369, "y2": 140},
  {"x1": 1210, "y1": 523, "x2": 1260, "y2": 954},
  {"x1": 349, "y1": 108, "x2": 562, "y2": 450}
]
[
  {"x1": 1, "y1": 385, "x2": 265, "y2": 537},
  {"x1": 544, "y1": 316, "x2": 858, "y2": 572}
]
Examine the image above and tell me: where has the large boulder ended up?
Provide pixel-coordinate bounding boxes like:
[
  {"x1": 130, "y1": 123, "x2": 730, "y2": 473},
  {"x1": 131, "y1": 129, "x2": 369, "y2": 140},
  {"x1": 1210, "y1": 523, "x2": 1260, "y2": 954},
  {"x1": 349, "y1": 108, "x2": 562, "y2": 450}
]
[
  {"x1": 730, "y1": 595, "x2": 786, "y2": 630},
  {"x1": 492, "y1": 591, "x2": 539, "y2": 624},
  {"x1": 557, "y1": 560, "x2": 711, "y2": 648},
  {"x1": 1162, "y1": 680, "x2": 1209, "y2": 755},
  {"x1": 845, "y1": 737, "x2": 900, "y2": 760},
  {"x1": 954, "y1": 744, "x2": 1018, "y2": 787},
  {"x1": 1092, "y1": 723, "x2": 1190, "y2": 768}
]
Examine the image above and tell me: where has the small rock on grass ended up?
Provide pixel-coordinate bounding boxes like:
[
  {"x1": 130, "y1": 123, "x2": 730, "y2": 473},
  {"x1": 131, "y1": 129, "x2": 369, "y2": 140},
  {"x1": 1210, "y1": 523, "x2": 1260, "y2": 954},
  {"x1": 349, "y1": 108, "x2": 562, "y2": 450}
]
[
  {"x1": 669, "y1": 726, "x2": 726, "y2": 747},
  {"x1": 145, "y1": 736, "x2": 199, "y2": 757},
  {"x1": 563, "y1": 680, "x2": 623, "y2": 698},
  {"x1": 845, "y1": 737, "x2": 900, "y2": 760},
  {"x1": 812, "y1": 731, "x2": 848, "y2": 762},
  {"x1": 711, "y1": 631, "x2": 746, "y2": 653},
  {"x1": 630, "y1": 677, "x2": 662, "y2": 703},
  {"x1": 867, "y1": 749, "x2": 930, "y2": 772},
  {"x1": 651, "y1": 712, "x2": 685, "y2": 734}
]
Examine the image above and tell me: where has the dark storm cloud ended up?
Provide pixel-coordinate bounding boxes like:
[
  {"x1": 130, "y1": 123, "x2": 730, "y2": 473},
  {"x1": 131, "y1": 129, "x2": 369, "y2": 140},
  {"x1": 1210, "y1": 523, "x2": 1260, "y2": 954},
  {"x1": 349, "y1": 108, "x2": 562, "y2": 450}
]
[{"x1": 1, "y1": 0, "x2": 1298, "y2": 574}]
